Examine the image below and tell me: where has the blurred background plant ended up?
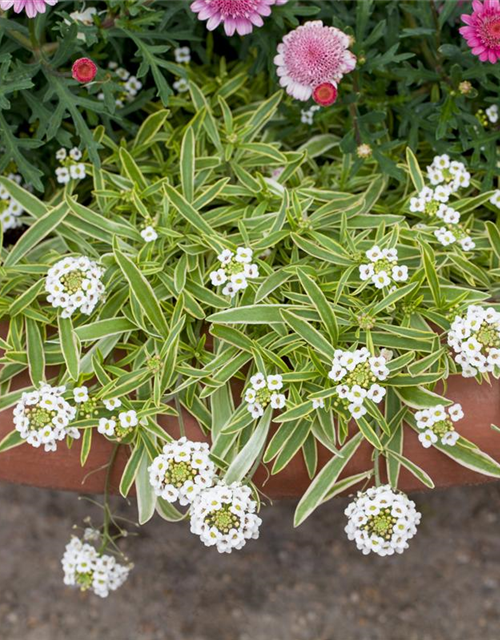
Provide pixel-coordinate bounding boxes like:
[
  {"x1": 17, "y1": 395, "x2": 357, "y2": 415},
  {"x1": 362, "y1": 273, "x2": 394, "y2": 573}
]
[{"x1": 0, "y1": 0, "x2": 499, "y2": 194}]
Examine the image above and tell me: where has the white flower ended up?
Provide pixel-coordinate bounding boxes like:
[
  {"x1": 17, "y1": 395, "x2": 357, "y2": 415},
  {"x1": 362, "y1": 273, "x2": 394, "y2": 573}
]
[
  {"x1": 45, "y1": 256, "x2": 105, "y2": 318},
  {"x1": 250, "y1": 373, "x2": 266, "y2": 390},
  {"x1": 490, "y1": 190, "x2": 500, "y2": 209},
  {"x1": 148, "y1": 437, "x2": 216, "y2": 505},
  {"x1": 124, "y1": 76, "x2": 142, "y2": 97},
  {"x1": 210, "y1": 269, "x2": 227, "y2": 287},
  {"x1": 243, "y1": 263, "x2": 259, "y2": 279},
  {"x1": 118, "y1": 410, "x2": 138, "y2": 429},
  {"x1": 13, "y1": 384, "x2": 78, "y2": 452},
  {"x1": 230, "y1": 272, "x2": 248, "y2": 290},
  {"x1": 441, "y1": 206, "x2": 460, "y2": 224},
  {"x1": 235, "y1": 247, "x2": 253, "y2": 264},
  {"x1": 349, "y1": 403, "x2": 367, "y2": 419},
  {"x1": 248, "y1": 403, "x2": 264, "y2": 419},
  {"x1": 367, "y1": 384, "x2": 386, "y2": 403},
  {"x1": 433, "y1": 185, "x2": 451, "y2": 203},
  {"x1": 270, "y1": 393, "x2": 286, "y2": 409},
  {"x1": 55, "y1": 167, "x2": 70, "y2": 184},
  {"x1": 312, "y1": 397, "x2": 325, "y2": 409},
  {"x1": 347, "y1": 385, "x2": 367, "y2": 406},
  {"x1": 103, "y1": 397, "x2": 121, "y2": 410},
  {"x1": 69, "y1": 147, "x2": 82, "y2": 161},
  {"x1": 217, "y1": 249, "x2": 233, "y2": 265},
  {"x1": 98, "y1": 418, "x2": 116, "y2": 436},
  {"x1": 345, "y1": 485, "x2": 421, "y2": 556},
  {"x1": 222, "y1": 283, "x2": 237, "y2": 298},
  {"x1": 173, "y1": 78, "x2": 190, "y2": 93},
  {"x1": 442, "y1": 431, "x2": 459, "y2": 446},
  {"x1": 486, "y1": 104, "x2": 499, "y2": 124},
  {"x1": 418, "y1": 429, "x2": 438, "y2": 448},
  {"x1": 141, "y1": 226, "x2": 158, "y2": 243},
  {"x1": 448, "y1": 403, "x2": 464, "y2": 422},
  {"x1": 359, "y1": 264, "x2": 374, "y2": 281},
  {"x1": 190, "y1": 482, "x2": 261, "y2": 553},
  {"x1": 73, "y1": 386, "x2": 89, "y2": 404},
  {"x1": 244, "y1": 388, "x2": 256, "y2": 403},
  {"x1": 174, "y1": 46, "x2": 191, "y2": 64},
  {"x1": 366, "y1": 245, "x2": 383, "y2": 262},
  {"x1": 267, "y1": 374, "x2": 283, "y2": 391},
  {"x1": 62, "y1": 536, "x2": 131, "y2": 598},
  {"x1": 56, "y1": 148, "x2": 67, "y2": 161},
  {"x1": 69, "y1": 163, "x2": 86, "y2": 180},
  {"x1": 434, "y1": 227, "x2": 456, "y2": 246},
  {"x1": 391, "y1": 265, "x2": 408, "y2": 282},
  {"x1": 459, "y1": 237, "x2": 475, "y2": 251}
]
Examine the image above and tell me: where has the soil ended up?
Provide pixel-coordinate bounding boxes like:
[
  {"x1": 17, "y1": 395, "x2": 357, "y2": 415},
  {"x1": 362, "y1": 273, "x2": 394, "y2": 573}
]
[{"x1": 1, "y1": 482, "x2": 500, "y2": 640}]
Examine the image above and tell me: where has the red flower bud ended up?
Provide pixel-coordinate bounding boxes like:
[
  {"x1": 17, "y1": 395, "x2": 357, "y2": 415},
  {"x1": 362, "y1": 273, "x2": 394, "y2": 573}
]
[
  {"x1": 72, "y1": 58, "x2": 97, "y2": 83},
  {"x1": 312, "y1": 82, "x2": 338, "y2": 107}
]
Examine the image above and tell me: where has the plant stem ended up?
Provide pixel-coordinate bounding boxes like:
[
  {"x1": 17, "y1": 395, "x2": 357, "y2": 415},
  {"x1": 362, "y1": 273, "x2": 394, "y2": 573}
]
[{"x1": 99, "y1": 443, "x2": 120, "y2": 554}]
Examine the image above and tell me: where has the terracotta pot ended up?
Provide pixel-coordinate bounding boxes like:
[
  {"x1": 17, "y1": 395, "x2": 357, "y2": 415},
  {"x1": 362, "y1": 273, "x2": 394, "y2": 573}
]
[{"x1": 1, "y1": 321, "x2": 500, "y2": 498}]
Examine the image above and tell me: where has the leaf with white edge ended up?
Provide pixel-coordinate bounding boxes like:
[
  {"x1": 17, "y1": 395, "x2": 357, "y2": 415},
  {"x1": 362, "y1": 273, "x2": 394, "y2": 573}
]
[
  {"x1": 386, "y1": 450, "x2": 435, "y2": 488},
  {"x1": 114, "y1": 247, "x2": 169, "y2": 339},
  {"x1": 294, "y1": 432, "x2": 363, "y2": 527},
  {"x1": 156, "y1": 498, "x2": 187, "y2": 522},
  {"x1": 405, "y1": 147, "x2": 425, "y2": 191},
  {"x1": 395, "y1": 385, "x2": 452, "y2": 409},
  {"x1": 224, "y1": 406, "x2": 272, "y2": 484},
  {"x1": 0, "y1": 430, "x2": 24, "y2": 453},
  {"x1": 80, "y1": 428, "x2": 92, "y2": 467},
  {"x1": 120, "y1": 442, "x2": 144, "y2": 498},
  {"x1": 280, "y1": 309, "x2": 336, "y2": 360},
  {"x1": 58, "y1": 316, "x2": 80, "y2": 381},
  {"x1": 322, "y1": 470, "x2": 373, "y2": 503},
  {"x1": 136, "y1": 448, "x2": 157, "y2": 525}
]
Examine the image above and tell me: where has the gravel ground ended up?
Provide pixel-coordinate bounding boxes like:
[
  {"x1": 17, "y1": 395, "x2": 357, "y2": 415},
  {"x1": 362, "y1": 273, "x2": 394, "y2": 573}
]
[{"x1": 1, "y1": 482, "x2": 500, "y2": 640}]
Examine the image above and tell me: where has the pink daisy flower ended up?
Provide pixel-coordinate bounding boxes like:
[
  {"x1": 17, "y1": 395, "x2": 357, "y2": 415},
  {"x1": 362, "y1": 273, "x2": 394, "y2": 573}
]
[
  {"x1": 0, "y1": 0, "x2": 58, "y2": 18},
  {"x1": 460, "y1": 0, "x2": 500, "y2": 64},
  {"x1": 274, "y1": 21, "x2": 356, "y2": 103},
  {"x1": 190, "y1": 0, "x2": 287, "y2": 37}
]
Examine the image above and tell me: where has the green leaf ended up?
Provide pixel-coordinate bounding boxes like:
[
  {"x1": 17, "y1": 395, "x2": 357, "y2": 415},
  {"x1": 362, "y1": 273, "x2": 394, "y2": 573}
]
[
  {"x1": 136, "y1": 448, "x2": 157, "y2": 525},
  {"x1": 356, "y1": 415, "x2": 383, "y2": 450},
  {"x1": 133, "y1": 109, "x2": 170, "y2": 149},
  {"x1": 386, "y1": 450, "x2": 434, "y2": 488},
  {"x1": 0, "y1": 429, "x2": 25, "y2": 453},
  {"x1": 58, "y1": 316, "x2": 80, "y2": 381},
  {"x1": 0, "y1": 177, "x2": 47, "y2": 218},
  {"x1": 4, "y1": 202, "x2": 69, "y2": 267},
  {"x1": 164, "y1": 183, "x2": 217, "y2": 237},
  {"x1": 114, "y1": 247, "x2": 169, "y2": 338},
  {"x1": 406, "y1": 147, "x2": 425, "y2": 191},
  {"x1": 119, "y1": 148, "x2": 147, "y2": 191},
  {"x1": 208, "y1": 304, "x2": 290, "y2": 325},
  {"x1": 297, "y1": 270, "x2": 338, "y2": 345},
  {"x1": 225, "y1": 405, "x2": 272, "y2": 484},
  {"x1": 120, "y1": 442, "x2": 144, "y2": 498},
  {"x1": 180, "y1": 127, "x2": 195, "y2": 202},
  {"x1": 322, "y1": 470, "x2": 373, "y2": 503},
  {"x1": 395, "y1": 385, "x2": 451, "y2": 409},
  {"x1": 280, "y1": 309, "x2": 335, "y2": 360},
  {"x1": 80, "y1": 428, "x2": 93, "y2": 467},
  {"x1": 26, "y1": 317, "x2": 44, "y2": 386},
  {"x1": 294, "y1": 432, "x2": 363, "y2": 527}
]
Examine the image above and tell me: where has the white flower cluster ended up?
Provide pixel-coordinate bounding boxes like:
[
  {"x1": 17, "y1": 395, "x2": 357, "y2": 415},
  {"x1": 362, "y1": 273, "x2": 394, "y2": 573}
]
[
  {"x1": 415, "y1": 403, "x2": 463, "y2": 448},
  {"x1": 490, "y1": 190, "x2": 500, "y2": 209},
  {"x1": 174, "y1": 46, "x2": 191, "y2": 63},
  {"x1": 409, "y1": 155, "x2": 475, "y2": 251},
  {"x1": 448, "y1": 305, "x2": 500, "y2": 378},
  {"x1": 148, "y1": 437, "x2": 216, "y2": 505},
  {"x1": 209, "y1": 247, "x2": 259, "y2": 298},
  {"x1": 13, "y1": 384, "x2": 78, "y2": 452},
  {"x1": 486, "y1": 104, "x2": 498, "y2": 124},
  {"x1": 0, "y1": 173, "x2": 24, "y2": 232},
  {"x1": 300, "y1": 104, "x2": 320, "y2": 125},
  {"x1": 55, "y1": 147, "x2": 86, "y2": 184},
  {"x1": 97, "y1": 62, "x2": 142, "y2": 107},
  {"x1": 328, "y1": 348, "x2": 388, "y2": 419},
  {"x1": 244, "y1": 372, "x2": 286, "y2": 419},
  {"x1": 345, "y1": 485, "x2": 421, "y2": 556},
  {"x1": 66, "y1": 6, "x2": 97, "y2": 39},
  {"x1": 98, "y1": 409, "x2": 139, "y2": 440},
  {"x1": 140, "y1": 225, "x2": 158, "y2": 243},
  {"x1": 173, "y1": 78, "x2": 190, "y2": 93},
  {"x1": 45, "y1": 256, "x2": 105, "y2": 318},
  {"x1": 426, "y1": 155, "x2": 471, "y2": 192},
  {"x1": 190, "y1": 482, "x2": 261, "y2": 554},
  {"x1": 62, "y1": 537, "x2": 131, "y2": 598},
  {"x1": 359, "y1": 245, "x2": 408, "y2": 289}
]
